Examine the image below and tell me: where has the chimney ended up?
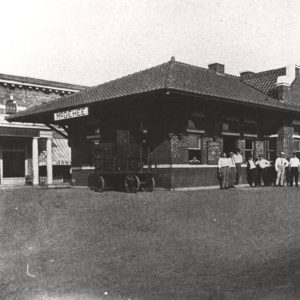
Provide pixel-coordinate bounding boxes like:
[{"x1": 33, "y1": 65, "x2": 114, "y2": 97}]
[
  {"x1": 208, "y1": 63, "x2": 225, "y2": 75},
  {"x1": 240, "y1": 71, "x2": 255, "y2": 80},
  {"x1": 276, "y1": 65, "x2": 296, "y2": 102}
]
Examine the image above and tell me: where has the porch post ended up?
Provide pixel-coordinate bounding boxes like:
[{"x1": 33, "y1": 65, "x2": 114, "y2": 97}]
[
  {"x1": 46, "y1": 137, "x2": 53, "y2": 185},
  {"x1": 32, "y1": 137, "x2": 39, "y2": 185}
]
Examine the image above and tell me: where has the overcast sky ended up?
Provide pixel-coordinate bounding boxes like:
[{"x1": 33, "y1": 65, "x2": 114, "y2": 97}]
[{"x1": 1, "y1": 0, "x2": 300, "y2": 86}]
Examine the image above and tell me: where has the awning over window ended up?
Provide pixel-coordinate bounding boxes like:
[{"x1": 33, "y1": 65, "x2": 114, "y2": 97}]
[{"x1": 39, "y1": 138, "x2": 71, "y2": 166}]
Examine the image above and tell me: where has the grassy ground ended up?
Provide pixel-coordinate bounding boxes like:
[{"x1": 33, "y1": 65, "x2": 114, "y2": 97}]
[{"x1": 1, "y1": 187, "x2": 300, "y2": 300}]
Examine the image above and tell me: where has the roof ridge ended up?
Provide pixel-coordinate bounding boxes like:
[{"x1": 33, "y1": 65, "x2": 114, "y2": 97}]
[
  {"x1": 93, "y1": 61, "x2": 170, "y2": 88},
  {"x1": 249, "y1": 67, "x2": 286, "y2": 77},
  {"x1": 173, "y1": 60, "x2": 239, "y2": 79}
]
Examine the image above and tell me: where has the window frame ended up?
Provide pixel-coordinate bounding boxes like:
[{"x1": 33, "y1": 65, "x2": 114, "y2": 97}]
[
  {"x1": 187, "y1": 133, "x2": 202, "y2": 164},
  {"x1": 244, "y1": 138, "x2": 255, "y2": 160}
]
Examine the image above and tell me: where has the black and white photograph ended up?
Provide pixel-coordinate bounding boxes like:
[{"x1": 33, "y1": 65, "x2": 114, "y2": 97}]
[{"x1": 1, "y1": 0, "x2": 300, "y2": 299}]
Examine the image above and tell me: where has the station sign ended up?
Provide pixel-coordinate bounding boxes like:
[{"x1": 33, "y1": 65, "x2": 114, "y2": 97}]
[{"x1": 54, "y1": 106, "x2": 89, "y2": 121}]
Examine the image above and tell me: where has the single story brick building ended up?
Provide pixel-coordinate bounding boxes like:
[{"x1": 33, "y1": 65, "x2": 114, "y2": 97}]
[
  {"x1": 0, "y1": 72, "x2": 86, "y2": 185},
  {"x1": 7, "y1": 57, "x2": 300, "y2": 189}
]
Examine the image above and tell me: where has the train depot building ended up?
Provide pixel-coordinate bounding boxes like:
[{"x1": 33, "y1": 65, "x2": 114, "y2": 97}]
[
  {"x1": 8, "y1": 57, "x2": 300, "y2": 190},
  {"x1": 0, "y1": 73, "x2": 86, "y2": 186}
]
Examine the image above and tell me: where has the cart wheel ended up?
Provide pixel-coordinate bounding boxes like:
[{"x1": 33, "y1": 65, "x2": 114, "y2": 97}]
[
  {"x1": 94, "y1": 175, "x2": 105, "y2": 192},
  {"x1": 124, "y1": 175, "x2": 141, "y2": 193},
  {"x1": 145, "y1": 176, "x2": 155, "y2": 192}
]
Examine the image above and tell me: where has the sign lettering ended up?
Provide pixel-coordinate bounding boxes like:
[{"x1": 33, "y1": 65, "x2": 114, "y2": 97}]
[{"x1": 54, "y1": 107, "x2": 89, "y2": 121}]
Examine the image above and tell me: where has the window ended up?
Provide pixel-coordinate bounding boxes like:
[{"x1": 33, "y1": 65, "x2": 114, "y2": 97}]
[
  {"x1": 188, "y1": 134, "x2": 201, "y2": 163},
  {"x1": 244, "y1": 139, "x2": 254, "y2": 160},
  {"x1": 294, "y1": 139, "x2": 300, "y2": 154},
  {"x1": 5, "y1": 100, "x2": 17, "y2": 114},
  {"x1": 266, "y1": 138, "x2": 276, "y2": 162},
  {"x1": 293, "y1": 125, "x2": 300, "y2": 135},
  {"x1": 222, "y1": 117, "x2": 239, "y2": 133},
  {"x1": 187, "y1": 115, "x2": 205, "y2": 131}
]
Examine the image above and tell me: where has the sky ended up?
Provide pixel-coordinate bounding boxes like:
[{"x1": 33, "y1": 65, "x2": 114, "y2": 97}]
[{"x1": 1, "y1": 0, "x2": 300, "y2": 87}]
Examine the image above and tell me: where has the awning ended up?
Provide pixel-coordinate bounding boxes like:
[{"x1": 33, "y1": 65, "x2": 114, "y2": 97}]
[{"x1": 39, "y1": 138, "x2": 71, "y2": 166}]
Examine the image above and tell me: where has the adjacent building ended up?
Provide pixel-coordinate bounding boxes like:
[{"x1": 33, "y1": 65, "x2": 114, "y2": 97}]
[
  {"x1": 0, "y1": 73, "x2": 86, "y2": 185},
  {"x1": 8, "y1": 58, "x2": 300, "y2": 189}
]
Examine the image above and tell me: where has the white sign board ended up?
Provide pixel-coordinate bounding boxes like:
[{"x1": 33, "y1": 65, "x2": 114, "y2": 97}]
[{"x1": 54, "y1": 107, "x2": 89, "y2": 121}]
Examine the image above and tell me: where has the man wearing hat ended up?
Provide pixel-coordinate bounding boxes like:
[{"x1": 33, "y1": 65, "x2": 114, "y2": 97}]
[
  {"x1": 289, "y1": 152, "x2": 300, "y2": 187},
  {"x1": 275, "y1": 152, "x2": 289, "y2": 186}
]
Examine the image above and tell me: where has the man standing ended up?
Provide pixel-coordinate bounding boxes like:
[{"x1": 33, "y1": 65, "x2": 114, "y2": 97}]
[
  {"x1": 275, "y1": 152, "x2": 289, "y2": 187},
  {"x1": 289, "y1": 152, "x2": 300, "y2": 187},
  {"x1": 246, "y1": 156, "x2": 257, "y2": 187},
  {"x1": 228, "y1": 152, "x2": 237, "y2": 188},
  {"x1": 255, "y1": 155, "x2": 271, "y2": 187},
  {"x1": 218, "y1": 153, "x2": 230, "y2": 189},
  {"x1": 233, "y1": 148, "x2": 243, "y2": 185}
]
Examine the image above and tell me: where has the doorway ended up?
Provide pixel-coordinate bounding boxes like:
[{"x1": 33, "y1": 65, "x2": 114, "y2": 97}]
[
  {"x1": 3, "y1": 151, "x2": 25, "y2": 178},
  {"x1": 223, "y1": 136, "x2": 238, "y2": 155}
]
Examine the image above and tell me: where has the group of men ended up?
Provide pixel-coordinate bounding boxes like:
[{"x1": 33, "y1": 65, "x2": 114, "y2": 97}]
[
  {"x1": 247, "y1": 152, "x2": 300, "y2": 188},
  {"x1": 217, "y1": 149, "x2": 300, "y2": 189},
  {"x1": 217, "y1": 149, "x2": 243, "y2": 189}
]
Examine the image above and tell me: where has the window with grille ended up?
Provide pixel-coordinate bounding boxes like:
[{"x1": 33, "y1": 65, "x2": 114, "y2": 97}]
[
  {"x1": 266, "y1": 138, "x2": 276, "y2": 162},
  {"x1": 244, "y1": 139, "x2": 255, "y2": 160},
  {"x1": 188, "y1": 134, "x2": 201, "y2": 163},
  {"x1": 5, "y1": 100, "x2": 17, "y2": 114},
  {"x1": 294, "y1": 139, "x2": 300, "y2": 152}
]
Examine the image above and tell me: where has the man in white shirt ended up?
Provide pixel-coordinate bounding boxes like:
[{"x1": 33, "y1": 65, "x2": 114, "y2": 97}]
[
  {"x1": 246, "y1": 156, "x2": 257, "y2": 187},
  {"x1": 218, "y1": 153, "x2": 230, "y2": 189},
  {"x1": 289, "y1": 152, "x2": 300, "y2": 187},
  {"x1": 233, "y1": 148, "x2": 243, "y2": 185},
  {"x1": 255, "y1": 155, "x2": 271, "y2": 186},
  {"x1": 275, "y1": 152, "x2": 289, "y2": 187}
]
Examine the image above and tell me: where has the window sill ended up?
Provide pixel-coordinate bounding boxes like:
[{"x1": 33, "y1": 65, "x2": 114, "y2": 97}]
[{"x1": 187, "y1": 129, "x2": 205, "y2": 134}]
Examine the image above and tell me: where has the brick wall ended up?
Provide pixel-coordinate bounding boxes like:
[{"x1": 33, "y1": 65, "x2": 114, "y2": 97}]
[
  {"x1": 170, "y1": 134, "x2": 188, "y2": 164},
  {"x1": 277, "y1": 124, "x2": 294, "y2": 157},
  {"x1": 201, "y1": 137, "x2": 223, "y2": 164},
  {"x1": 255, "y1": 140, "x2": 265, "y2": 157},
  {"x1": 0, "y1": 85, "x2": 65, "y2": 108},
  {"x1": 237, "y1": 139, "x2": 245, "y2": 159},
  {"x1": 286, "y1": 76, "x2": 300, "y2": 106},
  {"x1": 150, "y1": 137, "x2": 171, "y2": 165}
]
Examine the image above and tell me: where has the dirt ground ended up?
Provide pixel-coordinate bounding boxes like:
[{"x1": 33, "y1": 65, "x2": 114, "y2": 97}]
[{"x1": 0, "y1": 187, "x2": 300, "y2": 300}]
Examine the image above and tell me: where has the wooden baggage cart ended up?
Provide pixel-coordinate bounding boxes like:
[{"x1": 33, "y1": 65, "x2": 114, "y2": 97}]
[{"x1": 87, "y1": 129, "x2": 155, "y2": 193}]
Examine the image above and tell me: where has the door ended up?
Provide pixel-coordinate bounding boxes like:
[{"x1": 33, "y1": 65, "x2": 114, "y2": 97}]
[{"x1": 3, "y1": 151, "x2": 25, "y2": 178}]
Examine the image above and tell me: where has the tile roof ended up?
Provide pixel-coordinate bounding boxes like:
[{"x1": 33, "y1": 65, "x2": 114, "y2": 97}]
[
  {"x1": 7, "y1": 59, "x2": 300, "y2": 122},
  {"x1": 0, "y1": 73, "x2": 86, "y2": 91},
  {"x1": 241, "y1": 67, "x2": 286, "y2": 98}
]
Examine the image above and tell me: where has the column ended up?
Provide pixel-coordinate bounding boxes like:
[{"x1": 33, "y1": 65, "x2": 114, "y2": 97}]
[
  {"x1": 24, "y1": 144, "x2": 29, "y2": 176},
  {"x1": 32, "y1": 137, "x2": 39, "y2": 185},
  {"x1": 46, "y1": 137, "x2": 53, "y2": 185},
  {"x1": 0, "y1": 143, "x2": 2, "y2": 185}
]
